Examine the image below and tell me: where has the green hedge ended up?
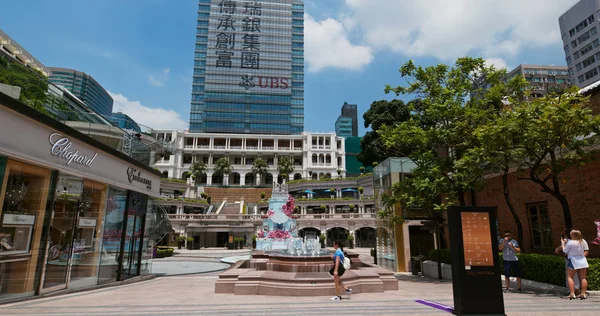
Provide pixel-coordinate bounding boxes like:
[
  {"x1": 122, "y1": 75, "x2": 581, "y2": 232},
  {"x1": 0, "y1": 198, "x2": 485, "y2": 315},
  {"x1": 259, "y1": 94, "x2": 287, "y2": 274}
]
[{"x1": 429, "y1": 249, "x2": 600, "y2": 290}]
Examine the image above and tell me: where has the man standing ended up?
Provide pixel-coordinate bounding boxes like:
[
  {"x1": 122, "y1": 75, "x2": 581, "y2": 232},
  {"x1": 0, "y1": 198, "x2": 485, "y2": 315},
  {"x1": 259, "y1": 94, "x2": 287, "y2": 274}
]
[{"x1": 498, "y1": 230, "x2": 521, "y2": 293}]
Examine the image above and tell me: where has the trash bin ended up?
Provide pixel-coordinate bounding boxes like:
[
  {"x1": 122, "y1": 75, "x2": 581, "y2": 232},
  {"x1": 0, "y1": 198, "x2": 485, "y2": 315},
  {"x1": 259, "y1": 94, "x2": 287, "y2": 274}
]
[{"x1": 411, "y1": 260, "x2": 420, "y2": 275}]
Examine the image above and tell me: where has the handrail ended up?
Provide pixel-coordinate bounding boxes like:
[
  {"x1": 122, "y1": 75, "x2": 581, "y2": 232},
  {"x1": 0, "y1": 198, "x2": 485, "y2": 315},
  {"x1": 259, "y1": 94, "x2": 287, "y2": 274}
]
[{"x1": 167, "y1": 213, "x2": 376, "y2": 221}]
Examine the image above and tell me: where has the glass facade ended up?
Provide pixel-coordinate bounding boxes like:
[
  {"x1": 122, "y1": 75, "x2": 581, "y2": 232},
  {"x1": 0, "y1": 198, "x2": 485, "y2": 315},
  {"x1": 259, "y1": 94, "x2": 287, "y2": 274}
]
[
  {"x1": 48, "y1": 68, "x2": 114, "y2": 117},
  {"x1": 189, "y1": 0, "x2": 304, "y2": 134},
  {"x1": 106, "y1": 112, "x2": 141, "y2": 132}
]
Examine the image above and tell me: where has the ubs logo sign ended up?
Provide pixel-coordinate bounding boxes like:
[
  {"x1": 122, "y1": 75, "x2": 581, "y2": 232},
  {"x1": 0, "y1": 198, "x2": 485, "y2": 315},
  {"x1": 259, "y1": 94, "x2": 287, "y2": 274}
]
[
  {"x1": 239, "y1": 75, "x2": 289, "y2": 91},
  {"x1": 127, "y1": 167, "x2": 152, "y2": 190}
]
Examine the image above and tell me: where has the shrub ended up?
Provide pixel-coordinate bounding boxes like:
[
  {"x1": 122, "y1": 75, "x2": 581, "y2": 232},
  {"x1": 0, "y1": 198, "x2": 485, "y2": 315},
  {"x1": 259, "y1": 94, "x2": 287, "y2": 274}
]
[
  {"x1": 359, "y1": 166, "x2": 365, "y2": 173},
  {"x1": 347, "y1": 235, "x2": 354, "y2": 241},
  {"x1": 252, "y1": 235, "x2": 257, "y2": 241},
  {"x1": 320, "y1": 204, "x2": 327, "y2": 210},
  {"x1": 428, "y1": 248, "x2": 452, "y2": 264},
  {"x1": 261, "y1": 192, "x2": 266, "y2": 199},
  {"x1": 348, "y1": 204, "x2": 355, "y2": 210},
  {"x1": 319, "y1": 234, "x2": 326, "y2": 241},
  {"x1": 372, "y1": 162, "x2": 378, "y2": 167},
  {"x1": 588, "y1": 258, "x2": 600, "y2": 291},
  {"x1": 176, "y1": 236, "x2": 187, "y2": 242},
  {"x1": 166, "y1": 248, "x2": 174, "y2": 257},
  {"x1": 157, "y1": 249, "x2": 168, "y2": 258},
  {"x1": 207, "y1": 196, "x2": 212, "y2": 204},
  {"x1": 186, "y1": 237, "x2": 194, "y2": 242},
  {"x1": 358, "y1": 186, "x2": 364, "y2": 194}
]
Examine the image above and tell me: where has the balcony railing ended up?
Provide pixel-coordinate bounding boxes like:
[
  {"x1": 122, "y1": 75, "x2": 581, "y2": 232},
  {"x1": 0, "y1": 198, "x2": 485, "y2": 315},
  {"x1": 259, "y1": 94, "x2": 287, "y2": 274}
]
[{"x1": 167, "y1": 213, "x2": 376, "y2": 221}]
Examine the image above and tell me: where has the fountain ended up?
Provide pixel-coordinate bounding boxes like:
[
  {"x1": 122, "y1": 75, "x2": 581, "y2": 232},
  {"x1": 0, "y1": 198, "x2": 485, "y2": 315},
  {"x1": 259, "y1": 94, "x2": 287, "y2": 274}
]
[
  {"x1": 214, "y1": 181, "x2": 399, "y2": 296},
  {"x1": 255, "y1": 181, "x2": 328, "y2": 256}
]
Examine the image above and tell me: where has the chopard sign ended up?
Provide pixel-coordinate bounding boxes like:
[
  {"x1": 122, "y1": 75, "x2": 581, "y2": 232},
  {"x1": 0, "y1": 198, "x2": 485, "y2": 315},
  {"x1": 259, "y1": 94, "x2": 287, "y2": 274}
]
[
  {"x1": 49, "y1": 133, "x2": 98, "y2": 167},
  {"x1": 127, "y1": 167, "x2": 152, "y2": 189}
]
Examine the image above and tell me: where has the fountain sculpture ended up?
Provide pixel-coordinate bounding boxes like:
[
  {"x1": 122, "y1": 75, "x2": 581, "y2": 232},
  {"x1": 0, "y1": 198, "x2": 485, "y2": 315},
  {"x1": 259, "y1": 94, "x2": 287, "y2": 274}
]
[{"x1": 255, "y1": 180, "x2": 327, "y2": 255}]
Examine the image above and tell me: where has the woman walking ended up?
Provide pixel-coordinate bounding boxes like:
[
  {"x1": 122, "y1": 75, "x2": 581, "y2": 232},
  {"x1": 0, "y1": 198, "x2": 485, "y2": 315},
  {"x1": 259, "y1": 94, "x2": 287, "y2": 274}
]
[
  {"x1": 562, "y1": 230, "x2": 589, "y2": 300},
  {"x1": 330, "y1": 240, "x2": 351, "y2": 300}
]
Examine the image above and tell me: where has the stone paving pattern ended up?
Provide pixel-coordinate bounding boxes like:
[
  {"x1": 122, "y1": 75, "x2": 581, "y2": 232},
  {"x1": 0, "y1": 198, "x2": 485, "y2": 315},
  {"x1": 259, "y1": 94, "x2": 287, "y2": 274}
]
[{"x1": 1, "y1": 248, "x2": 598, "y2": 315}]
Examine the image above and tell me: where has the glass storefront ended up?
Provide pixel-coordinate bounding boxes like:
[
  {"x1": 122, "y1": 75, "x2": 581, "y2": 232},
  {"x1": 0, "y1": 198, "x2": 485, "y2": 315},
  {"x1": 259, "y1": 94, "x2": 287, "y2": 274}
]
[
  {"x1": 97, "y1": 187, "x2": 127, "y2": 284},
  {"x1": 0, "y1": 159, "x2": 55, "y2": 301}
]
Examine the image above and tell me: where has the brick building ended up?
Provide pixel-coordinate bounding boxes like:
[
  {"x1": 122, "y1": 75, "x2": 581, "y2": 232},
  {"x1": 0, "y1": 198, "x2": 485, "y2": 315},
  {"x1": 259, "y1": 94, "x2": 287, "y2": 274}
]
[{"x1": 472, "y1": 83, "x2": 600, "y2": 257}]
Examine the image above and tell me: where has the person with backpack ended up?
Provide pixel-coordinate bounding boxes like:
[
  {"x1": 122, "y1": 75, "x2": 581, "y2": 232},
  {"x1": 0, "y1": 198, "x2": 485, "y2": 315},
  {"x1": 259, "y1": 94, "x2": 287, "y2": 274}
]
[{"x1": 330, "y1": 240, "x2": 352, "y2": 300}]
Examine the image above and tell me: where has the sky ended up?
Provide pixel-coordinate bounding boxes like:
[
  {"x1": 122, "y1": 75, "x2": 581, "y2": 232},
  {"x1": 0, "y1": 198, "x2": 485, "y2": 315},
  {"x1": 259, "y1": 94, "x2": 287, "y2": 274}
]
[{"x1": 0, "y1": 0, "x2": 579, "y2": 134}]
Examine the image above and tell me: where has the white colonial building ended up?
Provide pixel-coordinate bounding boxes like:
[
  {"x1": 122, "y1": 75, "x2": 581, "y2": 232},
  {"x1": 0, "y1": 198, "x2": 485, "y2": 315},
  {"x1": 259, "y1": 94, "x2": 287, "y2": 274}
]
[{"x1": 151, "y1": 130, "x2": 346, "y2": 185}]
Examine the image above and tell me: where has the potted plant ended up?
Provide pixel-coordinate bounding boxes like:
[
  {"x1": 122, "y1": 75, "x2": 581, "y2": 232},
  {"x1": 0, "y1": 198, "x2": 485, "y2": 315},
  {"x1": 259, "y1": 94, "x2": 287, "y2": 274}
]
[
  {"x1": 207, "y1": 196, "x2": 212, "y2": 204},
  {"x1": 319, "y1": 234, "x2": 326, "y2": 248},
  {"x1": 347, "y1": 234, "x2": 355, "y2": 249},
  {"x1": 349, "y1": 204, "x2": 355, "y2": 213},
  {"x1": 371, "y1": 248, "x2": 377, "y2": 265},
  {"x1": 358, "y1": 186, "x2": 364, "y2": 199},
  {"x1": 308, "y1": 170, "x2": 313, "y2": 179},
  {"x1": 261, "y1": 192, "x2": 266, "y2": 200},
  {"x1": 320, "y1": 205, "x2": 327, "y2": 213},
  {"x1": 176, "y1": 236, "x2": 186, "y2": 250},
  {"x1": 372, "y1": 162, "x2": 378, "y2": 168},
  {"x1": 186, "y1": 237, "x2": 194, "y2": 250},
  {"x1": 337, "y1": 169, "x2": 342, "y2": 177},
  {"x1": 201, "y1": 192, "x2": 208, "y2": 199},
  {"x1": 252, "y1": 235, "x2": 257, "y2": 249},
  {"x1": 359, "y1": 166, "x2": 365, "y2": 174}
]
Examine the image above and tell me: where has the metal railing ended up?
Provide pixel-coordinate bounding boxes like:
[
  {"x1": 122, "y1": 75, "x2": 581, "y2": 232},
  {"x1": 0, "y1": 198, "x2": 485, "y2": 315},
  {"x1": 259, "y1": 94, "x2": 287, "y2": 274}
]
[{"x1": 167, "y1": 213, "x2": 376, "y2": 221}]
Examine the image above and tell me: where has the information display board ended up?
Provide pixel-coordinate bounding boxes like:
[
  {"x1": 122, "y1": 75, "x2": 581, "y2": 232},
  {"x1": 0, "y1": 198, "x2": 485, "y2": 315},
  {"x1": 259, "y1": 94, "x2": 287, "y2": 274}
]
[
  {"x1": 461, "y1": 212, "x2": 494, "y2": 268},
  {"x1": 448, "y1": 206, "x2": 505, "y2": 316}
]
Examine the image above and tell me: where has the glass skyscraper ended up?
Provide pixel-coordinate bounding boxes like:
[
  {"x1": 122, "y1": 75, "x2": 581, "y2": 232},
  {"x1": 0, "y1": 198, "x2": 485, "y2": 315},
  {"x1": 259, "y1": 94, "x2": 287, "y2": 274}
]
[
  {"x1": 189, "y1": 0, "x2": 304, "y2": 134},
  {"x1": 48, "y1": 67, "x2": 114, "y2": 117}
]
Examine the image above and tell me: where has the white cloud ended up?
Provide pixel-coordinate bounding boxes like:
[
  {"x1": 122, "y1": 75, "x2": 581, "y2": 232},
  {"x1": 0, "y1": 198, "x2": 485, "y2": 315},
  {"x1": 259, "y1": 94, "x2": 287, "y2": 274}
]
[
  {"x1": 484, "y1": 57, "x2": 509, "y2": 70},
  {"x1": 305, "y1": 14, "x2": 374, "y2": 72},
  {"x1": 342, "y1": 0, "x2": 578, "y2": 61},
  {"x1": 147, "y1": 68, "x2": 170, "y2": 87},
  {"x1": 109, "y1": 91, "x2": 186, "y2": 130}
]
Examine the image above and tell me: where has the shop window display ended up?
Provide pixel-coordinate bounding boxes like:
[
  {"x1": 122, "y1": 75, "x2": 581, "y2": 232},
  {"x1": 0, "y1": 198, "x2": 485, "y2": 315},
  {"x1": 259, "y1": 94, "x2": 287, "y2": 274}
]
[{"x1": 0, "y1": 160, "x2": 53, "y2": 301}]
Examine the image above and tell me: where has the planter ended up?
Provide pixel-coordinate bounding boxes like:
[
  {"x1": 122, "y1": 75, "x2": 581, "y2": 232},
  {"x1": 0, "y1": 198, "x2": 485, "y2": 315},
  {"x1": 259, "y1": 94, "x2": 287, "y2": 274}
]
[
  {"x1": 187, "y1": 243, "x2": 193, "y2": 250},
  {"x1": 252, "y1": 240, "x2": 256, "y2": 249},
  {"x1": 422, "y1": 260, "x2": 452, "y2": 280}
]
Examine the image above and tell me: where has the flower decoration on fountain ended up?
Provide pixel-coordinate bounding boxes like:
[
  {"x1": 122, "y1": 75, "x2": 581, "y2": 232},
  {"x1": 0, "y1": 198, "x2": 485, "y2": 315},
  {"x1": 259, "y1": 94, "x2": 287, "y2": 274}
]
[
  {"x1": 257, "y1": 229, "x2": 265, "y2": 238},
  {"x1": 267, "y1": 209, "x2": 275, "y2": 218},
  {"x1": 281, "y1": 195, "x2": 295, "y2": 217},
  {"x1": 267, "y1": 230, "x2": 292, "y2": 239}
]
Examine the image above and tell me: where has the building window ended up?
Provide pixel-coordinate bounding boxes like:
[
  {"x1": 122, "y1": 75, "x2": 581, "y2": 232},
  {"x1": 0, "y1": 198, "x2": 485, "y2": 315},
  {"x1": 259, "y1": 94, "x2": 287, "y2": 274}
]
[{"x1": 527, "y1": 203, "x2": 553, "y2": 249}]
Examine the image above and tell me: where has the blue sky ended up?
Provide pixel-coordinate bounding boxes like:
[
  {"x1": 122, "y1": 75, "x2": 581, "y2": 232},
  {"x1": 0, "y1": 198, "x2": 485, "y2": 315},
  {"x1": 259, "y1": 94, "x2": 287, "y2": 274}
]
[{"x1": 1, "y1": 0, "x2": 578, "y2": 134}]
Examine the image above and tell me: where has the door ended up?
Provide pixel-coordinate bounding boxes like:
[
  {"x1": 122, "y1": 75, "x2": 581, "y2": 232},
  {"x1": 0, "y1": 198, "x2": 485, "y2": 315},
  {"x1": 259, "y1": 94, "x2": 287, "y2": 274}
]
[
  {"x1": 121, "y1": 214, "x2": 142, "y2": 279},
  {"x1": 40, "y1": 176, "x2": 82, "y2": 293}
]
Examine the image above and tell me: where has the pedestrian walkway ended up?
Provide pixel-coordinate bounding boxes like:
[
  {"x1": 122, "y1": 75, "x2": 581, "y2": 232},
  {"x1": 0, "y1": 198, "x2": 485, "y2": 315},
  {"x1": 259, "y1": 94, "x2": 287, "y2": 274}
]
[{"x1": 2, "y1": 272, "x2": 598, "y2": 315}]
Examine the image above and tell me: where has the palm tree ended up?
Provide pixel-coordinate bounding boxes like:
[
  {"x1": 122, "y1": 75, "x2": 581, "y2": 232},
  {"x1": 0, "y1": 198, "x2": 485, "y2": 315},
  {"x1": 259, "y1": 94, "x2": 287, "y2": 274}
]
[
  {"x1": 277, "y1": 156, "x2": 294, "y2": 181},
  {"x1": 214, "y1": 157, "x2": 233, "y2": 185},
  {"x1": 189, "y1": 161, "x2": 206, "y2": 186},
  {"x1": 251, "y1": 157, "x2": 269, "y2": 186}
]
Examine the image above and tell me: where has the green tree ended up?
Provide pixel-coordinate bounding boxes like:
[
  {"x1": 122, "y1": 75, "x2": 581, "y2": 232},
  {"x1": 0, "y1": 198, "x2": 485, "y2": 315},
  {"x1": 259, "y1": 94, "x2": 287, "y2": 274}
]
[
  {"x1": 214, "y1": 157, "x2": 233, "y2": 185},
  {"x1": 358, "y1": 99, "x2": 411, "y2": 166},
  {"x1": 0, "y1": 56, "x2": 49, "y2": 114},
  {"x1": 509, "y1": 89, "x2": 600, "y2": 230},
  {"x1": 277, "y1": 156, "x2": 294, "y2": 178},
  {"x1": 251, "y1": 157, "x2": 269, "y2": 186},
  {"x1": 381, "y1": 57, "x2": 518, "y2": 205},
  {"x1": 189, "y1": 161, "x2": 207, "y2": 186}
]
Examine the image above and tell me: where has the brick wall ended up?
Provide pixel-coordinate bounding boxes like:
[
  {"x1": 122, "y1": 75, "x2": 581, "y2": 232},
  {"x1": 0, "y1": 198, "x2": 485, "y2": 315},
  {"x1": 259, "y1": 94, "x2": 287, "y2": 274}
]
[{"x1": 473, "y1": 155, "x2": 600, "y2": 257}]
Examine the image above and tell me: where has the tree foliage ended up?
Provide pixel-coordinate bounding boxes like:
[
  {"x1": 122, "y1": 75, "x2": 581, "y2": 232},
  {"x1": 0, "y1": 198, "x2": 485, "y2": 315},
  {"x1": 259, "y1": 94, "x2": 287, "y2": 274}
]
[
  {"x1": 214, "y1": 157, "x2": 233, "y2": 176},
  {"x1": 251, "y1": 157, "x2": 269, "y2": 182},
  {"x1": 189, "y1": 161, "x2": 207, "y2": 185},
  {"x1": 277, "y1": 156, "x2": 294, "y2": 176},
  {"x1": 358, "y1": 99, "x2": 411, "y2": 166},
  {"x1": 0, "y1": 56, "x2": 48, "y2": 113}
]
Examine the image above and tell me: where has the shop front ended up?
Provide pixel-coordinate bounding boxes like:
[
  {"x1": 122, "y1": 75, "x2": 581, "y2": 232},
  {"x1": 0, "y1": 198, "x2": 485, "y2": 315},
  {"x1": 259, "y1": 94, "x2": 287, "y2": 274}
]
[{"x1": 0, "y1": 93, "x2": 161, "y2": 302}]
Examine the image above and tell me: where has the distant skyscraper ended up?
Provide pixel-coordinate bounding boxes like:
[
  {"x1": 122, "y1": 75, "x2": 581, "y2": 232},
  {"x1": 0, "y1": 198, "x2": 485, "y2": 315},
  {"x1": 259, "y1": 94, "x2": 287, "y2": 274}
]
[
  {"x1": 559, "y1": 0, "x2": 600, "y2": 88},
  {"x1": 335, "y1": 102, "x2": 358, "y2": 137},
  {"x1": 189, "y1": 0, "x2": 304, "y2": 134},
  {"x1": 49, "y1": 67, "x2": 114, "y2": 116}
]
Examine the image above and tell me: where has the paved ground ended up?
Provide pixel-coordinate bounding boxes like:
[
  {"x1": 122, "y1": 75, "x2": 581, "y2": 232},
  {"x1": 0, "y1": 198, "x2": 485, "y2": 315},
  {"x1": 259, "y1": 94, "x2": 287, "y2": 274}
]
[{"x1": 1, "y1": 248, "x2": 598, "y2": 315}]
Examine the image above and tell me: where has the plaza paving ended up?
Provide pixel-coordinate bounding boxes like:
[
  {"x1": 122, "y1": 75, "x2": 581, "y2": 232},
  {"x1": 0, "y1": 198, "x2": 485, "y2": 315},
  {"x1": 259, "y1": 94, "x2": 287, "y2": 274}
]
[{"x1": 1, "y1": 249, "x2": 599, "y2": 315}]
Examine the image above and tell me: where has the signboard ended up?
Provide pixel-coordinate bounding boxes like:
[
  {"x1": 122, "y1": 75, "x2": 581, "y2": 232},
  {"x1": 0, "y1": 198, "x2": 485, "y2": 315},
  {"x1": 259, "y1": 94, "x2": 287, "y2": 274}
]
[
  {"x1": 448, "y1": 206, "x2": 505, "y2": 316},
  {"x1": 78, "y1": 218, "x2": 97, "y2": 227},
  {"x1": 461, "y1": 212, "x2": 494, "y2": 268},
  {"x1": 3, "y1": 213, "x2": 36, "y2": 225}
]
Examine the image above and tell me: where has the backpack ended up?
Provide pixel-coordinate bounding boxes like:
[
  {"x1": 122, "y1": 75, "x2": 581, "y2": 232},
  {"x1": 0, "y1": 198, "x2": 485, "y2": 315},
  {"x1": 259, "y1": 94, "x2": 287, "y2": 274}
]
[{"x1": 343, "y1": 256, "x2": 351, "y2": 270}]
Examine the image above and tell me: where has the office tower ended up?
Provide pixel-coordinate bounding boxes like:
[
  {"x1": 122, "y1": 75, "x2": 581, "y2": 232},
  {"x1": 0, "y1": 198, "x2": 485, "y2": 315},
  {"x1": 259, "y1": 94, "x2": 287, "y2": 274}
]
[
  {"x1": 335, "y1": 102, "x2": 358, "y2": 137},
  {"x1": 49, "y1": 67, "x2": 114, "y2": 117},
  {"x1": 506, "y1": 64, "x2": 570, "y2": 98},
  {"x1": 109, "y1": 111, "x2": 141, "y2": 132},
  {"x1": 559, "y1": 0, "x2": 600, "y2": 88},
  {"x1": 189, "y1": 0, "x2": 304, "y2": 134}
]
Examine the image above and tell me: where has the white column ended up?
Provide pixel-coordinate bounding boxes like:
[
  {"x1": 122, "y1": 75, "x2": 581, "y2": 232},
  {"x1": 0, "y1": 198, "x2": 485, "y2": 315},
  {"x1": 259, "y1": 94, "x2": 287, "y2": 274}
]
[
  {"x1": 207, "y1": 172, "x2": 213, "y2": 185},
  {"x1": 240, "y1": 173, "x2": 246, "y2": 186}
]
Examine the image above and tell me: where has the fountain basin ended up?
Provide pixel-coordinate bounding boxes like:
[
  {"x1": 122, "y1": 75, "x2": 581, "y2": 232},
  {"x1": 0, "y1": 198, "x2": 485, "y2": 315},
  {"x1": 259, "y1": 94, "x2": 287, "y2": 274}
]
[{"x1": 215, "y1": 251, "x2": 399, "y2": 296}]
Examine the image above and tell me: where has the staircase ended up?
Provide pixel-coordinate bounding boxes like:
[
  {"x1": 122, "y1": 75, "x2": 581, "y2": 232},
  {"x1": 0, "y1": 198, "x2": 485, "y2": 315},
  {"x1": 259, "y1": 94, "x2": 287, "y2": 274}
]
[
  {"x1": 149, "y1": 203, "x2": 173, "y2": 245},
  {"x1": 220, "y1": 203, "x2": 240, "y2": 214}
]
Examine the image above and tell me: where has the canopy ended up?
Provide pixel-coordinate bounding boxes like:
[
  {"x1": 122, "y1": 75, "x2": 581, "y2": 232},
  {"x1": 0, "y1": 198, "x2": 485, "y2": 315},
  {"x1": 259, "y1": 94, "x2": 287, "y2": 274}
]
[
  {"x1": 303, "y1": 189, "x2": 315, "y2": 194},
  {"x1": 342, "y1": 188, "x2": 358, "y2": 192}
]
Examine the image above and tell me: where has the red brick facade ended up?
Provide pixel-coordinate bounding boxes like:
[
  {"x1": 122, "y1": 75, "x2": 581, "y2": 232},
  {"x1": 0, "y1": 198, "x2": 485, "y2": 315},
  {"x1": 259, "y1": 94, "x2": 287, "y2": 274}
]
[{"x1": 472, "y1": 155, "x2": 600, "y2": 257}]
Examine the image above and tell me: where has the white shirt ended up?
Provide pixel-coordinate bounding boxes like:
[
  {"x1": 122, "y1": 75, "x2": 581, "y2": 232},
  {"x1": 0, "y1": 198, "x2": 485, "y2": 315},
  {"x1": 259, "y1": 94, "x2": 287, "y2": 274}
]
[{"x1": 563, "y1": 239, "x2": 589, "y2": 269}]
